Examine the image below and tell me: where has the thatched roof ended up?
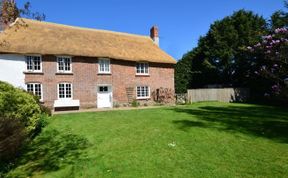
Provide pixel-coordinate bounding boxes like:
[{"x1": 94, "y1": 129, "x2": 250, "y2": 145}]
[{"x1": 0, "y1": 18, "x2": 176, "y2": 64}]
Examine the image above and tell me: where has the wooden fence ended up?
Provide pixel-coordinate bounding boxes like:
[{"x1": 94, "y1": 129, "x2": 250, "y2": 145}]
[{"x1": 187, "y1": 88, "x2": 250, "y2": 103}]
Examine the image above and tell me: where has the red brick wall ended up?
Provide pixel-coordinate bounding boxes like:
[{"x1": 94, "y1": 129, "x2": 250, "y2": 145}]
[{"x1": 25, "y1": 56, "x2": 175, "y2": 108}]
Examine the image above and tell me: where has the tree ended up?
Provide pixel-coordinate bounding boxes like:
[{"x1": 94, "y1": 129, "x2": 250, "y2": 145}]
[
  {"x1": 247, "y1": 27, "x2": 288, "y2": 102},
  {"x1": 175, "y1": 10, "x2": 267, "y2": 92},
  {"x1": 270, "y1": 11, "x2": 288, "y2": 29},
  {"x1": 0, "y1": 0, "x2": 45, "y2": 29},
  {"x1": 0, "y1": 0, "x2": 19, "y2": 28}
]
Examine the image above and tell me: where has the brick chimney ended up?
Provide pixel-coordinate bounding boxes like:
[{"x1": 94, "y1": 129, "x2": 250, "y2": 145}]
[{"x1": 150, "y1": 26, "x2": 159, "y2": 46}]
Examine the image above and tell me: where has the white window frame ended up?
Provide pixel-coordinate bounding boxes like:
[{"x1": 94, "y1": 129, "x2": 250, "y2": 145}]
[
  {"x1": 136, "y1": 86, "x2": 150, "y2": 99},
  {"x1": 57, "y1": 83, "x2": 73, "y2": 100},
  {"x1": 98, "y1": 58, "x2": 111, "y2": 74},
  {"x1": 57, "y1": 56, "x2": 72, "y2": 73},
  {"x1": 136, "y1": 62, "x2": 149, "y2": 75},
  {"x1": 26, "y1": 83, "x2": 43, "y2": 101},
  {"x1": 25, "y1": 55, "x2": 42, "y2": 72}
]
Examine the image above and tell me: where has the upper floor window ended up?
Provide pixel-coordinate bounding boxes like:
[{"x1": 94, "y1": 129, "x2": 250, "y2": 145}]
[
  {"x1": 58, "y1": 83, "x2": 72, "y2": 99},
  {"x1": 26, "y1": 56, "x2": 41, "y2": 72},
  {"x1": 26, "y1": 83, "x2": 42, "y2": 100},
  {"x1": 136, "y1": 63, "x2": 149, "y2": 75},
  {"x1": 57, "y1": 56, "x2": 72, "y2": 73},
  {"x1": 136, "y1": 86, "x2": 150, "y2": 99},
  {"x1": 98, "y1": 58, "x2": 110, "y2": 74}
]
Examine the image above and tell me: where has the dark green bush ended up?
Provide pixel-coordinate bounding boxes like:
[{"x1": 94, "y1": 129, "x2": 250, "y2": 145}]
[
  {"x1": 0, "y1": 81, "x2": 42, "y2": 135},
  {"x1": 131, "y1": 99, "x2": 139, "y2": 107},
  {"x1": 40, "y1": 104, "x2": 52, "y2": 116},
  {"x1": 0, "y1": 117, "x2": 26, "y2": 163}
]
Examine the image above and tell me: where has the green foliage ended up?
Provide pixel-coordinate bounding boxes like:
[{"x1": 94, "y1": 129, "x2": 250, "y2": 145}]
[
  {"x1": 175, "y1": 52, "x2": 192, "y2": 93},
  {"x1": 0, "y1": 117, "x2": 26, "y2": 164},
  {"x1": 131, "y1": 99, "x2": 139, "y2": 107},
  {"x1": 175, "y1": 10, "x2": 268, "y2": 92},
  {"x1": 270, "y1": 10, "x2": 288, "y2": 29},
  {"x1": 40, "y1": 104, "x2": 52, "y2": 116},
  {"x1": 0, "y1": 81, "x2": 42, "y2": 135}
]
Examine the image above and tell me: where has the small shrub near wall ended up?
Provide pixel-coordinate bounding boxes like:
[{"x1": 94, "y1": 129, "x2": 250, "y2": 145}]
[
  {"x1": 152, "y1": 88, "x2": 175, "y2": 104},
  {"x1": 131, "y1": 99, "x2": 140, "y2": 107}
]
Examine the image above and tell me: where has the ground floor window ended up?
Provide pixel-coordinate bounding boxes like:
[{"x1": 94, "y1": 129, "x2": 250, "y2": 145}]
[
  {"x1": 136, "y1": 86, "x2": 150, "y2": 99},
  {"x1": 58, "y1": 83, "x2": 72, "y2": 99},
  {"x1": 26, "y1": 83, "x2": 42, "y2": 100}
]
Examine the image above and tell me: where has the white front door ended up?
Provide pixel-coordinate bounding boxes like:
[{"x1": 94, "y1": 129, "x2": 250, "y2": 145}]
[{"x1": 97, "y1": 85, "x2": 112, "y2": 108}]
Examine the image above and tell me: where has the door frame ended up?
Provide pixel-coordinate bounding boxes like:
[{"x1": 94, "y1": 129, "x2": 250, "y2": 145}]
[{"x1": 97, "y1": 84, "x2": 113, "y2": 108}]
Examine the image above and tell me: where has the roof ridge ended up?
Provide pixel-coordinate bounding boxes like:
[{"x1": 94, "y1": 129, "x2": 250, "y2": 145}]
[{"x1": 16, "y1": 18, "x2": 151, "y2": 40}]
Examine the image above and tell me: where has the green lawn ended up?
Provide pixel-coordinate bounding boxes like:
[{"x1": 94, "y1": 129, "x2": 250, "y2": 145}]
[{"x1": 5, "y1": 102, "x2": 288, "y2": 178}]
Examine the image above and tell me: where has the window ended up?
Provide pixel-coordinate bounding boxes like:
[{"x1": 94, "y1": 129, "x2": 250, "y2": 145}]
[
  {"x1": 136, "y1": 63, "x2": 149, "y2": 75},
  {"x1": 26, "y1": 56, "x2": 41, "y2": 72},
  {"x1": 99, "y1": 86, "x2": 109, "y2": 93},
  {"x1": 58, "y1": 83, "x2": 72, "y2": 99},
  {"x1": 57, "y1": 56, "x2": 72, "y2": 73},
  {"x1": 136, "y1": 86, "x2": 150, "y2": 99},
  {"x1": 26, "y1": 83, "x2": 42, "y2": 100},
  {"x1": 98, "y1": 58, "x2": 110, "y2": 74}
]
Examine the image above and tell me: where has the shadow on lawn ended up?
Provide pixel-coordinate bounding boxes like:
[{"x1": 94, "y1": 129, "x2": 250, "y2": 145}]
[
  {"x1": 172, "y1": 104, "x2": 288, "y2": 143},
  {"x1": 7, "y1": 129, "x2": 90, "y2": 177}
]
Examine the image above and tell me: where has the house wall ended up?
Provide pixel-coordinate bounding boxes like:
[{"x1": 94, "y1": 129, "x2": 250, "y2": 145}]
[
  {"x1": 0, "y1": 54, "x2": 26, "y2": 88},
  {"x1": 25, "y1": 55, "x2": 175, "y2": 108}
]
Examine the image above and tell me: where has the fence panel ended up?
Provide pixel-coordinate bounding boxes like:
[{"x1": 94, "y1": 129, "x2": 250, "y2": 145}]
[{"x1": 187, "y1": 88, "x2": 249, "y2": 103}]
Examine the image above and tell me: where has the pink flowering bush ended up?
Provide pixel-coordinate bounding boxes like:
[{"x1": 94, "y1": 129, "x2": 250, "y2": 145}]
[{"x1": 247, "y1": 27, "x2": 288, "y2": 102}]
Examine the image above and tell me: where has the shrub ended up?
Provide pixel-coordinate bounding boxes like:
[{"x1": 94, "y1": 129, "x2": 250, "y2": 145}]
[
  {"x1": 0, "y1": 81, "x2": 42, "y2": 136},
  {"x1": 0, "y1": 117, "x2": 26, "y2": 163},
  {"x1": 131, "y1": 99, "x2": 139, "y2": 107},
  {"x1": 152, "y1": 88, "x2": 175, "y2": 104},
  {"x1": 33, "y1": 114, "x2": 49, "y2": 138},
  {"x1": 113, "y1": 102, "x2": 120, "y2": 108},
  {"x1": 40, "y1": 104, "x2": 52, "y2": 116}
]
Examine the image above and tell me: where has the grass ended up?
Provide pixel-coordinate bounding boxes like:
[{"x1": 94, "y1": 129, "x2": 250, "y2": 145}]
[{"x1": 4, "y1": 102, "x2": 288, "y2": 178}]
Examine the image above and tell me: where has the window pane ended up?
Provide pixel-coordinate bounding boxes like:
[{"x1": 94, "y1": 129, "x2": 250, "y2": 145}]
[
  {"x1": 103, "y1": 86, "x2": 108, "y2": 92},
  {"x1": 35, "y1": 84, "x2": 42, "y2": 99},
  {"x1": 26, "y1": 56, "x2": 33, "y2": 70},
  {"x1": 144, "y1": 64, "x2": 148, "y2": 73},
  {"x1": 27, "y1": 83, "x2": 33, "y2": 93},
  {"x1": 64, "y1": 58, "x2": 71, "y2": 71},
  {"x1": 34, "y1": 57, "x2": 41, "y2": 70},
  {"x1": 59, "y1": 84, "x2": 65, "y2": 98},
  {"x1": 66, "y1": 84, "x2": 72, "y2": 98},
  {"x1": 58, "y1": 58, "x2": 64, "y2": 71}
]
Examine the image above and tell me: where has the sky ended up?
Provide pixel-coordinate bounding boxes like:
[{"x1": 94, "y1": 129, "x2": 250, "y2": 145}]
[{"x1": 17, "y1": 0, "x2": 286, "y2": 60}]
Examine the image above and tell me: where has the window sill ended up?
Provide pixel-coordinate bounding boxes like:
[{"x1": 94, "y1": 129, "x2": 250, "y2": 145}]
[
  {"x1": 56, "y1": 72, "x2": 73, "y2": 75},
  {"x1": 23, "y1": 71, "x2": 44, "y2": 75},
  {"x1": 136, "y1": 74, "x2": 150, "y2": 77},
  {"x1": 136, "y1": 97, "x2": 151, "y2": 100},
  {"x1": 98, "y1": 72, "x2": 111, "y2": 75}
]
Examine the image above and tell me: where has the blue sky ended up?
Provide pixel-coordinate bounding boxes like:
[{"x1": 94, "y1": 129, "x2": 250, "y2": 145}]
[{"x1": 17, "y1": 0, "x2": 285, "y2": 59}]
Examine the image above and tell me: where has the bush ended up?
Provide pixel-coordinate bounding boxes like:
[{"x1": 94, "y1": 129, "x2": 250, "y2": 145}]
[
  {"x1": 40, "y1": 104, "x2": 52, "y2": 116},
  {"x1": 152, "y1": 88, "x2": 175, "y2": 104},
  {"x1": 131, "y1": 99, "x2": 139, "y2": 107},
  {"x1": 0, "y1": 117, "x2": 26, "y2": 163},
  {"x1": 33, "y1": 114, "x2": 49, "y2": 138},
  {"x1": 0, "y1": 81, "x2": 42, "y2": 136}
]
